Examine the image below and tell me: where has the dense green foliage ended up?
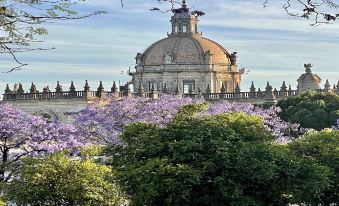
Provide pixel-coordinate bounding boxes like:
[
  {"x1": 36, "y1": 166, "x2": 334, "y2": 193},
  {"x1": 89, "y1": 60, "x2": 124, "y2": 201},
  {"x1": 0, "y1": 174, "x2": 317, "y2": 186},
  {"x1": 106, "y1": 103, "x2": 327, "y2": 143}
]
[
  {"x1": 277, "y1": 92, "x2": 339, "y2": 130},
  {"x1": 289, "y1": 129, "x2": 339, "y2": 205},
  {"x1": 2, "y1": 151, "x2": 126, "y2": 206},
  {"x1": 109, "y1": 111, "x2": 330, "y2": 206}
]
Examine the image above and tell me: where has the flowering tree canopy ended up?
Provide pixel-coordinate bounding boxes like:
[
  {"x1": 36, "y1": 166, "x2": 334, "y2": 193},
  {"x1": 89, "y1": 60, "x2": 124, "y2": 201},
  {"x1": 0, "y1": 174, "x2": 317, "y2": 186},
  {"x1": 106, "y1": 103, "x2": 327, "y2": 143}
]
[
  {"x1": 76, "y1": 95, "x2": 202, "y2": 144},
  {"x1": 76, "y1": 95, "x2": 297, "y2": 144},
  {"x1": 0, "y1": 104, "x2": 85, "y2": 182}
]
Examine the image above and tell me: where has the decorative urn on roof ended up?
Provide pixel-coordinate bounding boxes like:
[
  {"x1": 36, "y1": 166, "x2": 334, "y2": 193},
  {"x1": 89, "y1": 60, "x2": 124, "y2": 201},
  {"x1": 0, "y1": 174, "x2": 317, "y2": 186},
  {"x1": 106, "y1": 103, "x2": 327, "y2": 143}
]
[{"x1": 130, "y1": 0, "x2": 242, "y2": 94}]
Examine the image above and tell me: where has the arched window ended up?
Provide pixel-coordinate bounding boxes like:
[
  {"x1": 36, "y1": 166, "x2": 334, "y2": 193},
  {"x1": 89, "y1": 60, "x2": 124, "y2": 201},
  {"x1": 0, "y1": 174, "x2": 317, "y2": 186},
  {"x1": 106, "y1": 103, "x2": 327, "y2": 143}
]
[
  {"x1": 174, "y1": 25, "x2": 179, "y2": 33},
  {"x1": 34, "y1": 110, "x2": 59, "y2": 123},
  {"x1": 183, "y1": 25, "x2": 188, "y2": 33}
]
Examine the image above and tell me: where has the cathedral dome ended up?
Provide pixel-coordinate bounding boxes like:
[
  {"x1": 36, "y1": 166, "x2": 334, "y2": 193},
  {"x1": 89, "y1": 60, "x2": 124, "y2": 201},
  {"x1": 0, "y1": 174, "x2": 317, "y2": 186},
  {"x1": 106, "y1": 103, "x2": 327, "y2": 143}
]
[
  {"x1": 140, "y1": 35, "x2": 231, "y2": 66},
  {"x1": 136, "y1": 0, "x2": 234, "y2": 67}
]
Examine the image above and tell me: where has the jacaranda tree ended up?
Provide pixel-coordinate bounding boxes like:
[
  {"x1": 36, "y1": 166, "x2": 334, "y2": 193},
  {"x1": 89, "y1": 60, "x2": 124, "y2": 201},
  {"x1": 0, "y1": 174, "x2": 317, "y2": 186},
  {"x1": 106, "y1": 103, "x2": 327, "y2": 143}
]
[
  {"x1": 0, "y1": 104, "x2": 86, "y2": 182},
  {"x1": 76, "y1": 95, "x2": 298, "y2": 144}
]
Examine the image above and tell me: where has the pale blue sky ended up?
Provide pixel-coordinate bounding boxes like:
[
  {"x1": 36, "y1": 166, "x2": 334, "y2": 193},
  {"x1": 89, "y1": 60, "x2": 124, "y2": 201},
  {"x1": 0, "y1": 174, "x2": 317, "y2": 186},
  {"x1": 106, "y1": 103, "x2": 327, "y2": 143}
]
[{"x1": 1, "y1": 0, "x2": 338, "y2": 92}]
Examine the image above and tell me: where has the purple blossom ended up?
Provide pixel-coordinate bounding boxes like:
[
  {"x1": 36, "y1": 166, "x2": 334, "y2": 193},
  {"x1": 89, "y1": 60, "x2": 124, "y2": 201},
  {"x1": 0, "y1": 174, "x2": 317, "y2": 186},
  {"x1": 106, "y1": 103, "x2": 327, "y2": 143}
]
[
  {"x1": 76, "y1": 95, "x2": 296, "y2": 144},
  {"x1": 76, "y1": 95, "x2": 202, "y2": 144},
  {"x1": 0, "y1": 104, "x2": 86, "y2": 181}
]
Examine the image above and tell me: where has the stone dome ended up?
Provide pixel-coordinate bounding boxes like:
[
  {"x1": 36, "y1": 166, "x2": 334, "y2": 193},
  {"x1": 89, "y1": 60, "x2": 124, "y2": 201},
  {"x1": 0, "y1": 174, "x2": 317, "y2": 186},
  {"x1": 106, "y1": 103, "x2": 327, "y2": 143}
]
[
  {"x1": 297, "y1": 63, "x2": 321, "y2": 92},
  {"x1": 141, "y1": 34, "x2": 231, "y2": 66}
]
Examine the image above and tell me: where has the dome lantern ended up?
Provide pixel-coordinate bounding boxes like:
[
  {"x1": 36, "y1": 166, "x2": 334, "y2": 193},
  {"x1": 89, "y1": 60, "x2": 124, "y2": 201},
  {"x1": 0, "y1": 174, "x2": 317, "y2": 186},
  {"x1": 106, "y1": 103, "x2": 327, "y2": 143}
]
[{"x1": 170, "y1": 0, "x2": 199, "y2": 35}]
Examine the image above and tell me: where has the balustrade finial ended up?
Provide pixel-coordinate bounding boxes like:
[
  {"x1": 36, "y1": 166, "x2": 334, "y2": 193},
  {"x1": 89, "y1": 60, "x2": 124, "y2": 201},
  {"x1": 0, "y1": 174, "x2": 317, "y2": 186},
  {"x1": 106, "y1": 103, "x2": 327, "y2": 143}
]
[
  {"x1": 30, "y1": 83, "x2": 37, "y2": 94},
  {"x1": 56, "y1": 81, "x2": 63, "y2": 93},
  {"x1": 234, "y1": 83, "x2": 241, "y2": 93},
  {"x1": 324, "y1": 79, "x2": 331, "y2": 90},
  {"x1": 5, "y1": 84, "x2": 11, "y2": 94},
  {"x1": 84, "y1": 80, "x2": 90, "y2": 92},
  {"x1": 70, "y1": 81, "x2": 76, "y2": 92},
  {"x1": 205, "y1": 84, "x2": 211, "y2": 94},
  {"x1": 220, "y1": 83, "x2": 226, "y2": 93},
  {"x1": 97, "y1": 81, "x2": 104, "y2": 93},
  {"x1": 111, "y1": 81, "x2": 118, "y2": 93},
  {"x1": 250, "y1": 81, "x2": 256, "y2": 92},
  {"x1": 17, "y1": 83, "x2": 24, "y2": 94},
  {"x1": 265, "y1": 81, "x2": 272, "y2": 92}
]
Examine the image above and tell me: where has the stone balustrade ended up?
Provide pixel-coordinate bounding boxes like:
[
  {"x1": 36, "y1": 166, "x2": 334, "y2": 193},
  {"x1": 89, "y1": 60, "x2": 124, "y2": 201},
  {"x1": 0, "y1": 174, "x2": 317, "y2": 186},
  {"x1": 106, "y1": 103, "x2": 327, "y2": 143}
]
[{"x1": 2, "y1": 80, "x2": 338, "y2": 104}]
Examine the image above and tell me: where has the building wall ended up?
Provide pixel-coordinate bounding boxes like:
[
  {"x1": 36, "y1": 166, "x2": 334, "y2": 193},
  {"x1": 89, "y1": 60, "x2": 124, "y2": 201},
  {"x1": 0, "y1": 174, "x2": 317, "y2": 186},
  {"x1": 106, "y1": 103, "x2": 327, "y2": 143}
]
[{"x1": 2, "y1": 99, "x2": 89, "y2": 122}]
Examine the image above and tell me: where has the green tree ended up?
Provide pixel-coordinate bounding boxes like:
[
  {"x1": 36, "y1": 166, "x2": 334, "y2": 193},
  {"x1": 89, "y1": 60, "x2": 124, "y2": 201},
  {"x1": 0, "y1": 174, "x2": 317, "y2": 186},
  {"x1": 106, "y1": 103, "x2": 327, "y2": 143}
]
[
  {"x1": 109, "y1": 111, "x2": 330, "y2": 206},
  {"x1": 2, "y1": 150, "x2": 127, "y2": 206},
  {"x1": 277, "y1": 91, "x2": 339, "y2": 130},
  {"x1": 289, "y1": 129, "x2": 339, "y2": 205}
]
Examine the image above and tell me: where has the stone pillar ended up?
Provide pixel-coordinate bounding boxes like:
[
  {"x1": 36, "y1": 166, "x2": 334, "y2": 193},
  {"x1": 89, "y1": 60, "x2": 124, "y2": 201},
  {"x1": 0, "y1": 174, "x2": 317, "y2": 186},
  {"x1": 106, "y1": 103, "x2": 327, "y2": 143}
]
[
  {"x1": 124, "y1": 83, "x2": 133, "y2": 97},
  {"x1": 264, "y1": 82, "x2": 277, "y2": 105},
  {"x1": 324, "y1": 79, "x2": 331, "y2": 93},
  {"x1": 4, "y1": 84, "x2": 12, "y2": 101},
  {"x1": 138, "y1": 81, "x2": 145, "y2": 97},
  {"x1": 29, "y1": 82, "x2": 37, "y2": 99},
  {"x1": 280, "y1": 81, "x2": 288, "y2": 97},
  {"x1": 96, "y1": 81, "x2": 106, "y2": 98},
  {"x1": 111, "y1": 81, "x2": 118, "y2": 96},
  {"x1": 249, "y1": 81, "x2": 256, "y2": 99},
  {"x1": 204, "y1": 84, "x2": 211, "y2": 99},
  {"x1": 219, "y1": 83, "x2": 226, "y2": 99},
  {"x1": 55, "y1": 81, "x2": 63, "y2": 98},
  {"x1": 234, "y1": 83, "x2": 241, "y2": 98},
  {"x1": 175, "y1": 83, "x2": 182, "y2": 96},
  {"x1": 197, "y1": 88, "x2": 203, "y2": 99},
  {"x1": 69, "y1": 81, "x2": 77, "y2": 98},
  {"x1": 83, "y1": 80, "x2": 93, "y2": 99},
  {"x1": 257, "y1": 88, "x2": 262, "y2": 98}
]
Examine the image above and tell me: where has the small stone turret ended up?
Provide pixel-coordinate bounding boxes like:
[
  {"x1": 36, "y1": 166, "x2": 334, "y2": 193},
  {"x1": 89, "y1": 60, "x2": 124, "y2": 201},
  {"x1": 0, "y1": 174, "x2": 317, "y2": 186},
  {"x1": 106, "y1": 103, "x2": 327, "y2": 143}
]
[
  {"x1": 97, "y1": 81, "x2": 105, "y2": 98},
  {"x1": 55, "y1": 81, "x2": 63, "y2": 93},
  {"x1": 220, "y1": 83, "x2": 226, "y2": 99},
  {"x1": 280, "y1": 81, "x2": 288, "y2": 96},
  {"x1": 205, "y1": 84, "x2": 211, "y2": 94},
  {"x1": 297, "y1": 63, "x2": 321, "y2": 93},
  {"x1": 17, "y1": 83, "x2": 24, "y2": 94},
  {"x1": 234, "y1": 83, "x2": 241, "y2": 93},
  {"x1": 324, "y1": 79, "x2": 331, "y2": 92},
  {"x1": 111, "y1": 81, "x2": 118, "y2": 93},
  {"x1": 249, "y1": 81, "x2": 256, "y2": 98},
  {"x1": 69, "y1": 81, "x2": 76, "y2": 93},
  {"x1": 265, "y1": 82, "x2": 277, "y2": 105},
  {"x1": 5, "y1": 84, "x2": 11, "y2": 94},
  {"x1": 84, "y1": 80, "x2": 90, "y2": 92},
  {"x1": 30, "y1": 83, "x2": 37, "y2": 94}
]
